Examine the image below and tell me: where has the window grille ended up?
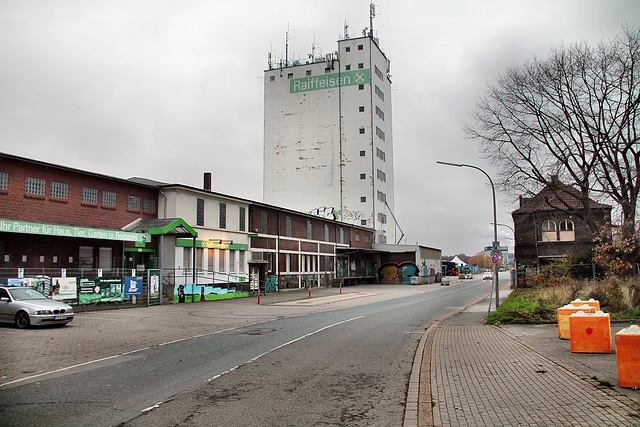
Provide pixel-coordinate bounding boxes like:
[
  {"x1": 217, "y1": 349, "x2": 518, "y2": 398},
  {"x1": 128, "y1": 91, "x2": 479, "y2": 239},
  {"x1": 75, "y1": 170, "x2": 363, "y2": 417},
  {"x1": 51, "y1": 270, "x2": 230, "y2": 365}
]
[
  {"x1": 196, "y1": 199, "x2": 204, "y2": 226},
  {"x1": 26, "y1": 177, "x2": 45, "y2": 196},
  {"x1": 219, "y1": 203, "x2": 227, "y2": 228},
  {"x1": 143, "y1": 198, "x2": 156, "y2": 212},
  {"x1": 50, "y1": 182, "x2": 68, "y2": 199},
  {"x1": 127, "y1": 195, "x2": 140, "y2": 210},
  {"x1": 102, "y1": 191, "x2": 116, "y2": 206},
  {"x1": 239, "y1": 207, "x2": 246, "y2": 231},
  {"x1": 83, "y1": 187, "x2": 98, "y2": 204},
  {"x1": 0, "y1": 172, "x2": 7, "y2": 191}
]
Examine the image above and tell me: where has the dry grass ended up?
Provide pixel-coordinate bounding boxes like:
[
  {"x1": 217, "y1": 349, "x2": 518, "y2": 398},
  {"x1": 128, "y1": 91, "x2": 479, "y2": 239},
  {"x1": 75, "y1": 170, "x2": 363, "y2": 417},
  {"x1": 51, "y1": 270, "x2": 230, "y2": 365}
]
[{"x1": 488, "y1": 276, "x2": 640, "y2": 324}]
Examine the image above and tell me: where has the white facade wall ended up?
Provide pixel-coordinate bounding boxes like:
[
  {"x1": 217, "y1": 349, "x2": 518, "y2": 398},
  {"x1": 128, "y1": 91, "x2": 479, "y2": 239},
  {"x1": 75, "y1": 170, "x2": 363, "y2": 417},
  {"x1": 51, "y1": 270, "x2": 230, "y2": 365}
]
[
  {"x1": 264, "y1": 36, "x2": 395, "y2": 243},
  {"x1": 158, "y1": 187, "x2": 250, "y2": 275}
]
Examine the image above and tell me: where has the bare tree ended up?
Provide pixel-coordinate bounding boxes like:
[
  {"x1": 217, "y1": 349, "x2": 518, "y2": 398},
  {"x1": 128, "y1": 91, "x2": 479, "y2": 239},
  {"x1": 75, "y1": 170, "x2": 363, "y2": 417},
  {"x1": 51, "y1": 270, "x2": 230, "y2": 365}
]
[{"x1": 465, "y1": 26, "x2": 639, "y2": 274}]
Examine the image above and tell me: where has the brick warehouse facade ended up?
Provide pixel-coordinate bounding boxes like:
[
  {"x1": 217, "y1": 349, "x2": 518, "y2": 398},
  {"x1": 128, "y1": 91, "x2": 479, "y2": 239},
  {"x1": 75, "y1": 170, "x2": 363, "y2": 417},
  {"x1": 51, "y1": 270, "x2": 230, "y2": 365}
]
[
  {"x1": 248, "y1": 202, "x2": 376, "y2": 288},
  {"x1": 0, "y1": 152, "x2": 158, "y2": 273}
]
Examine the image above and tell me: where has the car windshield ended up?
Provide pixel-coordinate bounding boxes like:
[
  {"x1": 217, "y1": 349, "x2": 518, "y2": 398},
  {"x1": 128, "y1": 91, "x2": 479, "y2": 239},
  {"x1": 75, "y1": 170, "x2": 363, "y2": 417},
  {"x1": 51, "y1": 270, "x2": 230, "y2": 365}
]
[{"x1": 8, "y1": 287, "x2": 48, "y2": 301}]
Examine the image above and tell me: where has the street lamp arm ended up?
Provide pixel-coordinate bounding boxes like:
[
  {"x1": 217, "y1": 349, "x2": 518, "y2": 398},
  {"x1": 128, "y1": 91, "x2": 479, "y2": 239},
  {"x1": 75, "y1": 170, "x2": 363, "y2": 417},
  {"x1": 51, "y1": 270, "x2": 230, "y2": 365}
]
[
  {"x1": 437, "y1": 160, "x2": 500, "y2": 312},
  {"x1": 492, "y1": 222, "x2": 515, "y2": 235}
]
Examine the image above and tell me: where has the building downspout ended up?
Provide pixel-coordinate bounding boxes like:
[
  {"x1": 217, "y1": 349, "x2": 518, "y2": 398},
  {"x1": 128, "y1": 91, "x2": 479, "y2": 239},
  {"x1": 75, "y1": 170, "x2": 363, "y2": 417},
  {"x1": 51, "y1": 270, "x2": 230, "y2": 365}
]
[
  {"x1": 159, "y1": 234, "x2": 164, "y2": 305},
  {"x1": 276, "y1": 210, "x2": 281, "y2": 289},
  {"x1": 192, "y1": 236, "x2": 196, "y2": 300}
]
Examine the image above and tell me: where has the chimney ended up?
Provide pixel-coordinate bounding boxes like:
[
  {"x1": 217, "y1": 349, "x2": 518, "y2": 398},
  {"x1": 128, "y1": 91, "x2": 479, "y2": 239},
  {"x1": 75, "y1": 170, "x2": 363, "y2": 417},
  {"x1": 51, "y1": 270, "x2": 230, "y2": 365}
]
[
  {"x1": 519, "y1": 195, "x2": 531, "y2": 207},
  {"x1": 203, "y1": 172, "x2": 212, "y2": 191}
]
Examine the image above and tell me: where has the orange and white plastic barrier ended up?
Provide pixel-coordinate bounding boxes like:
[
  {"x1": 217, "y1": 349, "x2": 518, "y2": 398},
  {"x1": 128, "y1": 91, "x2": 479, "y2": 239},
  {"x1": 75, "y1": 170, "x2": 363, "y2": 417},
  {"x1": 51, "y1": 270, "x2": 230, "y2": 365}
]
[
  {"x1": 569, "y1": 311, "x2": 612, "y2": 353},
  {"x1": 557, "y1": 304, "x2": 595, "y2": 339},
  {"x1": 615, "y1": 324, "x2": 640, "y2": 388}
]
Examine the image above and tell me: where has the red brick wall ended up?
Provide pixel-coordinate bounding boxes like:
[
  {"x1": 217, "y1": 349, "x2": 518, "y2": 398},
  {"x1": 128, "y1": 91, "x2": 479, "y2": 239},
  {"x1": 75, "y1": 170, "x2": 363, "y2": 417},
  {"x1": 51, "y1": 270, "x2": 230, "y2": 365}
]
[{"x1": 0, "y1": 155, "x2": 158, "y2": 229}]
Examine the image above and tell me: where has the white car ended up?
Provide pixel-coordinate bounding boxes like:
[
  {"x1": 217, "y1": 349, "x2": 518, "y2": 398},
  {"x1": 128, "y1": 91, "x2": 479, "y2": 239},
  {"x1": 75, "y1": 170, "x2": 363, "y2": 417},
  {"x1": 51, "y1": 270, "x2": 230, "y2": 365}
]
[
  {"x1": 0, "y1": 286, "x2": 74, "y2": 328},
  {"x1": 482, "y1": 271, "x2": 494, "y2": 280}
]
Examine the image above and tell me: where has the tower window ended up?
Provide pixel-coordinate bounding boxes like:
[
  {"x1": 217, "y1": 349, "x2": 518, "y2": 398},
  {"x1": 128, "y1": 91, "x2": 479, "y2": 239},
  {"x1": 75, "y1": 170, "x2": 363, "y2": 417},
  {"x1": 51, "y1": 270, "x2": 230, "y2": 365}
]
[
  {"x1": 287, "y1": 73, "x2": 293, "y2": 79},
  {"x1": 345, "y1": 46, "x2": 351, "y2": 52},
  {"x1": 359, "y1": 106, "x2": 365, "y2": 112},
  {"x1": 360, "y1": 150, "x2": 366, "y2": 157},
  {"x1": 358, "y1": 44, "x2": 363, "y2": 50},
  {"x1": 358, "y1": 63, "x2": 364, "y2": 69},
  {"x1": 346, "y1": 64, "x2": 351, "y2": 71},
  {"x1": 358, "y1": 85, "x2": 364, "y2": 90},
  {"x1": 361, "y1": 196, "x2": 366, "y2": 202},
  {"x1": 270, "y1": 75, "x2": 275, "y2": 82},
  {"x1": 360, "y1": 174, "x2": 366, "y2": 180},
  {"x1": 306, "y1": 70, "x2": 312, "y2": 76},
  {"x1": 359, "y1": 128, "x2": 365, "y2": 134}
]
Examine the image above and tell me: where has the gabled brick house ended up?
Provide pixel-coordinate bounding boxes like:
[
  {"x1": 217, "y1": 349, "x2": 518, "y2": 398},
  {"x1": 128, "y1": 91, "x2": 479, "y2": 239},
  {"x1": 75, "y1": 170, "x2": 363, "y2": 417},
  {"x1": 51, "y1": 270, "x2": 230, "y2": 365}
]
[{"x1": 512, "y1": 178, "x2": 611, "y2": 285}]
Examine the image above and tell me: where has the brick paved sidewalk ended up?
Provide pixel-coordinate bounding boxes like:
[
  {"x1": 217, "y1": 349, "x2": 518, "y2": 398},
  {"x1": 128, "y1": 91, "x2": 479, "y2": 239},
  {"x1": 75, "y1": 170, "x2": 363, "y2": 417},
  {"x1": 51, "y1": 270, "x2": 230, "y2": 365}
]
[{"x1": 426, "y1": 324, "x2": 640, "y2": 426}]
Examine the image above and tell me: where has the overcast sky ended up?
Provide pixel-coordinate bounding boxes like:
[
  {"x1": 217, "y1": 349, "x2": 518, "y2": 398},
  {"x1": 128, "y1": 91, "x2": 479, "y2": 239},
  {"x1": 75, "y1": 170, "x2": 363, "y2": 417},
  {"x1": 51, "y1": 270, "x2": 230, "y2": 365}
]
[{"x1": 1, "y1": 0, "x2": 638, "y2": 256}]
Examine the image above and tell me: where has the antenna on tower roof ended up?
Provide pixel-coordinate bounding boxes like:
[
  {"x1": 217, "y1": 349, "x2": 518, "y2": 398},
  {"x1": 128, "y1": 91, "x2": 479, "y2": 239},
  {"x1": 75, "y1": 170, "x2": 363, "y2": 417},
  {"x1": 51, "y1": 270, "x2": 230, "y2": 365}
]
[
  {"x1": 369, "y1": 3, "x2": 375, "y2": 38},
  {"x1": 344, "y1": 20, "x2": 349, "y2": 39},
  {"x1": 285, "y1": 23, "x2": 290, "y2": 67}
]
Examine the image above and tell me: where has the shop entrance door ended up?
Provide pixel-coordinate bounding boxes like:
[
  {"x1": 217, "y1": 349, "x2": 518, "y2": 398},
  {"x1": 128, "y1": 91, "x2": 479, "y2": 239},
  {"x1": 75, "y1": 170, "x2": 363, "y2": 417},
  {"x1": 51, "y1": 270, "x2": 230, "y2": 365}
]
[{"x1": 125, "y1": 251, "x2": 157, "y2": 272}]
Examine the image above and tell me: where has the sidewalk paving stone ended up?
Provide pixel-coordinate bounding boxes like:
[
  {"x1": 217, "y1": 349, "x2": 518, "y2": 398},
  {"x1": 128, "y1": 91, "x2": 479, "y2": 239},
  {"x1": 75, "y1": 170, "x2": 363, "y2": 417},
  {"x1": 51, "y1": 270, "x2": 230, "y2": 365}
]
[{"x1": 417, "y1": 284, "x2": 640, "y2": 427}]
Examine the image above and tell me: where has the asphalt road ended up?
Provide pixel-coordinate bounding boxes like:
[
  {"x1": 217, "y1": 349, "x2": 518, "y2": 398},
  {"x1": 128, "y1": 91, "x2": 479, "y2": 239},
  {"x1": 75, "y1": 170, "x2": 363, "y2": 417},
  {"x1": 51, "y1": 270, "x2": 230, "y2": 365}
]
[{"x1": 0, "y1": 279, "x2": 493, "y2": 426}]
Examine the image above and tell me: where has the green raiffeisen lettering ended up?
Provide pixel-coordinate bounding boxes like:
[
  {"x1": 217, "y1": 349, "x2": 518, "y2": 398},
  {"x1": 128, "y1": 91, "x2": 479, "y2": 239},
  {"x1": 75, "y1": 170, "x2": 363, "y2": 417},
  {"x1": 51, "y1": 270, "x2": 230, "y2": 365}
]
[
  {"x1": 290, "y1": 69, "x2": 371, "y2": 93},
  {"x1": 0, "y1": 219, "x2": 150, "y2": 242}
]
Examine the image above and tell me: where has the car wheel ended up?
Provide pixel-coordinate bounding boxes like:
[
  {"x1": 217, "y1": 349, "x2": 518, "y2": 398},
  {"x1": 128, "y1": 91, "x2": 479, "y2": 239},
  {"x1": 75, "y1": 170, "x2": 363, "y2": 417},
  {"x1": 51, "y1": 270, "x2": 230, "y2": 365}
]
[{"x1": 15, "y1": 311, "x2": 31, "y2": 329}]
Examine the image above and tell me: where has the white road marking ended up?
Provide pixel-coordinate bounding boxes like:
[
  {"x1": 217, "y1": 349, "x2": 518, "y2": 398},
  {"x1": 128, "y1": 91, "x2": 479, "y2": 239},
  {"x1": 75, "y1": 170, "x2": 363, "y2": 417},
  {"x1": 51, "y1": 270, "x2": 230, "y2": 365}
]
[{"x1": 207, "y1": 315, "x2": 366, "y2": 383}]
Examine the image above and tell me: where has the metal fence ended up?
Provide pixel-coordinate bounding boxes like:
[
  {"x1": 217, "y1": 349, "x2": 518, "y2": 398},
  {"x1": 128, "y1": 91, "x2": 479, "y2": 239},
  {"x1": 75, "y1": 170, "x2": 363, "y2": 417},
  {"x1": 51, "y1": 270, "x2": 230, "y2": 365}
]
[
  {"x1": 515, "y1": 263, "x2": 607, "y2": 288},
  {"x1": 0, "y1": 267, "x2": 249, "y2": 308}
]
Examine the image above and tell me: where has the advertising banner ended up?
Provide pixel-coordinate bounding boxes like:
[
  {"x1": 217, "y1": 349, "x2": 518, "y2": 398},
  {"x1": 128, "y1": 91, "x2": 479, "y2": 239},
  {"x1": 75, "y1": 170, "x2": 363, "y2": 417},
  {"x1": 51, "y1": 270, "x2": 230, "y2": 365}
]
[
  {"x1": 51, "y1": 277, "x2": 77, "y2": 300},
  {"x1": 79, "y1": 277, "x2": 123, "y2": 304},
  {"x1": 0, "y1": 218, "x2": 151, "y2": 242},
  {"x1": 149, "y1": 275, "x2": 160, "y2": 296},
  {"x1": 124, "y1": 276, "x2": 143, "y2": 296},
  {"x1": 6, "y1": 277, "x2": 52, "y2": 294}
]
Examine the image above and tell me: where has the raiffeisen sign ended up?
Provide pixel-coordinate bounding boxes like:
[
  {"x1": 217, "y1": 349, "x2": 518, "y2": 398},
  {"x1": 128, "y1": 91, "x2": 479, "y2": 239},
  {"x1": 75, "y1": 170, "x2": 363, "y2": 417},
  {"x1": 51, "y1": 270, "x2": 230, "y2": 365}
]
[{"x1": 290, "y1": 69, "x2": 371, "y2": 94}]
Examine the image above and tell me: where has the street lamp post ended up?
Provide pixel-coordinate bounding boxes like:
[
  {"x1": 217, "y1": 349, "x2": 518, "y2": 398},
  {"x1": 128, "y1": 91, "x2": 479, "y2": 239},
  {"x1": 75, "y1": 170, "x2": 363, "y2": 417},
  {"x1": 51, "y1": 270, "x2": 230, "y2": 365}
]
[
  {"x1": 437, "y1": 161, "x2": 500, "y2": 312},
  {"x1": 493, "y1": 222, "x2": 516, "y2": 288}
]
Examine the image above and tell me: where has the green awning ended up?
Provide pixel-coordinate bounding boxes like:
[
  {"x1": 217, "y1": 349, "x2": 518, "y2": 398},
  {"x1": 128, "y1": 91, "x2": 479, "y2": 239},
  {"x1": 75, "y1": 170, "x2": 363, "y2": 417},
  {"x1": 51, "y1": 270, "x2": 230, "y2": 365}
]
[{"x1": 123, "y1": 218, "x2": 197, "y2": 238}]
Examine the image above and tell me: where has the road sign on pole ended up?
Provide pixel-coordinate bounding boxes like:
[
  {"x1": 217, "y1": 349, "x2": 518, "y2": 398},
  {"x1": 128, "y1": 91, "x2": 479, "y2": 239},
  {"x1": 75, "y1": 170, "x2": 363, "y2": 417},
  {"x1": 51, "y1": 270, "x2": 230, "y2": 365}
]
[{"x1": 492, "y1": 253, "x2": 500, "y2": 264}]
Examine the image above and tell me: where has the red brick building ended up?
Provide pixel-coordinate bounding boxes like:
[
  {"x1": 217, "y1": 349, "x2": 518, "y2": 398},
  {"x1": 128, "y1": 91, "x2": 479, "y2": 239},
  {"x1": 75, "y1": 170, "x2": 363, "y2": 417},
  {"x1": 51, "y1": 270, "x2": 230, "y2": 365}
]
[
  {"x1": 512, "y1": 178, "x2": 611, "y2": 285},
  {"x1": 0, "y1": 152, "x2": 158, "y2": 276}
]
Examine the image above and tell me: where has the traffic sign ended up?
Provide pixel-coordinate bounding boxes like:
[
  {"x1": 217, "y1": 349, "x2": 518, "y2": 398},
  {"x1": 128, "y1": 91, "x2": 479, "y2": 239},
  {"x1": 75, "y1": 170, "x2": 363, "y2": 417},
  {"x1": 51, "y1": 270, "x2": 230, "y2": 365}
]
[{"x1": 491, "y1": 253, "x2": 500, "y2": 264}]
